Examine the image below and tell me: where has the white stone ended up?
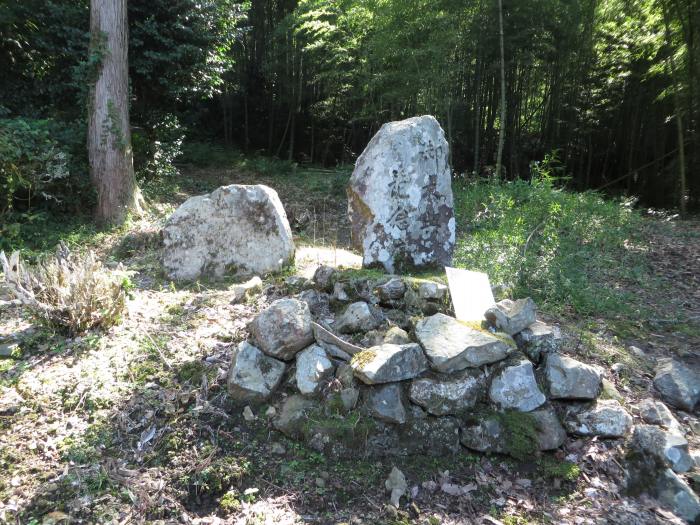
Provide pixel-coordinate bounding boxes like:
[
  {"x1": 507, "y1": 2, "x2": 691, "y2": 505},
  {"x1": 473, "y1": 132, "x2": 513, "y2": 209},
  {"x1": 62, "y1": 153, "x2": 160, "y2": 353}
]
[
  {"x1": 163, "y1": 184, "x2": 294, "y2": 280},
  {"x1": 295, "y1": 345, "x2": 334, "y2": 395},
  {"x1": 348, "y1": 116, "x2": 455, "y2": 272},
  {"x1": 563, "y1": 400, "x2": 632, "y2": 438},
  {"x1": 227, "y1": 341, "x2": 286, "y2": 403},
  {"x1": 489, "y1": 360, "x2": 546, "y2": 412}
]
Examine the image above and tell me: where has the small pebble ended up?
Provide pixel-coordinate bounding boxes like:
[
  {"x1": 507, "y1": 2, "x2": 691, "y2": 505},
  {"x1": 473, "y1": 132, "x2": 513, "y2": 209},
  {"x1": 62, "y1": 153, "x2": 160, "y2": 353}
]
[{"x1": 242, "y1": 406, "x2": 255, "y2": 421}]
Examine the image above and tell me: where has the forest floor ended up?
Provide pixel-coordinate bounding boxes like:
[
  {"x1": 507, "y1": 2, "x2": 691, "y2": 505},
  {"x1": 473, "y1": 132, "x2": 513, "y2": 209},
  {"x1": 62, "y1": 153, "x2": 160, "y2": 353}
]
[{"x1": 0, "y1": 162, "x2": 699, "y2": 525}]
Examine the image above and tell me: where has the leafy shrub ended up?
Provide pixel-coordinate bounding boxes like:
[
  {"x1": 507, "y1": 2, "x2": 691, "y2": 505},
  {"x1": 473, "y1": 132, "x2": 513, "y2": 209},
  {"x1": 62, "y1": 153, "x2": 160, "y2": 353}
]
[
  {"x1": 453, "y1": 171, "x2": 648, "y2": 318},
  {"x1": 0, "y1": 117, "x2": 92, "y2": 248},
  {"x1": 133, "y1": 113, "x2": 185, "y2": 180},
  {"x1": 0, "y1": 244, "x2": 132, "y2": 335},
  {"x1": 0, "y1": 117, "x2": 70, "y2": 215}
]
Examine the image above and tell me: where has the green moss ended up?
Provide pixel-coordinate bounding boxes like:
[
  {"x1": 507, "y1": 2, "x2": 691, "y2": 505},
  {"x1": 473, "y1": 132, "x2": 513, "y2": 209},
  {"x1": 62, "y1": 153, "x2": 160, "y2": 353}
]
[
  {"x1": 496, "y1": 410, "x2": 539, "y2": 461},
  {"x1": 182, "y1": 456, "x2": 252, "y2": 497},
  {"x1": 177, "y1": 360, "x2": 207, "y2": 384},
  {"x1": 539, "y1": 456, "x2": 581, "y2": 481}
]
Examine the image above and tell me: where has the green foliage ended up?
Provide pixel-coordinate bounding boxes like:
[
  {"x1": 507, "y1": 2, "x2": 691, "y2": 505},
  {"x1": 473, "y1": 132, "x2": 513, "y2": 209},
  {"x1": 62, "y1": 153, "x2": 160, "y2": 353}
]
[
  {"x1": 453, "y1": 174, "x2": 649, "y2": 319},
  {"x1": 184, "y1": 455, "x2": 252, "y2": 497},
  {"x1": 539, "y1": 457, "x2": 581, "y2": 482},
  {"x1": 133, "y1": 114, "x2": 185, "y2": 180},
  {"x1": 0, "y1": 117, "x2": 70, "y2": 215}
]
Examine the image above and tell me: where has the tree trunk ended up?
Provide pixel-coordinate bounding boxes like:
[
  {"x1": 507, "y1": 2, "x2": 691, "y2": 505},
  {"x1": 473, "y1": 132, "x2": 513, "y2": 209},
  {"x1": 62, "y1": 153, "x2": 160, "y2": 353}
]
[
  {"x1": 496, "y1": 0, "x2": 506, "y2": 179},
  {"x1": 88, "y1": 0, "x2": 142, "y2": 224},
  {"x1": 662, "y1": 0, "x2": 688, "y2": 216}
]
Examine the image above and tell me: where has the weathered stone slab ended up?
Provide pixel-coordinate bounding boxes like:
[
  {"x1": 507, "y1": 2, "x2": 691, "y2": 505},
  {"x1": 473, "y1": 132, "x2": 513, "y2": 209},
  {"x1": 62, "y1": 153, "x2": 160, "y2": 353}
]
[
  {"x1": 460, "y1": 407, "x2": 565, "y2": 455},
  {"x1": 163, "y1": 184, "x2": 294, "y2": 280},
  {"x1": 485, "y1": 298, "x2": 536, "y2": 335},
  {"x1": 563, "y1": 400, "x2": 632, "y2": 438},
  {"x1": 629, "y1": 424, "x2": 693, "y2": 474},
  {"x1": 638, "y1": 398, "x2": 682, "y2": 432},
  {"x1": 348, "y1": 115, "x2": 455, "y2": 273},
  {"x1": 489, "y1": 360, "x2": 546, "y2": 412},
  {"x1": 414, "y1": 313, "x2": 512, "y2": 373},
  {"x1": 227, "y1": 341, "x2": 286, "y2": 403},
  {"x1": 351, "y1": 343, "x2": 428, "y2": 385},
  {"x1": 409, "y1": 371, "x2": 484, "y2": 416},
  {"x1": 295, "y1": 345, "x2": 334, "y2": 395},
  {"x1": 545, "y1": 353, "x2": 602, "y2": 400},
  {"x1": 514, "y1": 321, "x2": 561, "y2": 363},
  {"x1": 366, "y1": 384, "x2": 406, "y2": 424}
]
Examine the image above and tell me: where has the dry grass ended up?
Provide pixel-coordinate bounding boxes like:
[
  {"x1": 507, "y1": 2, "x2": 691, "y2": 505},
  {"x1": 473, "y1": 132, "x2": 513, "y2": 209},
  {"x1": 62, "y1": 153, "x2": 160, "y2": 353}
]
[{"x1": 0, "y1": 243, "x2": 131, "y2": 335}]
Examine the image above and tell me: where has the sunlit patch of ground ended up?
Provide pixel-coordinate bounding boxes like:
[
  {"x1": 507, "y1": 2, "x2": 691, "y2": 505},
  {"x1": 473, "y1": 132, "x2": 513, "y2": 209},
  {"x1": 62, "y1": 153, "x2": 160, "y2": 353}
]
[{"x1": 294, "y1": 245, "x2": 362, "y2": 278}]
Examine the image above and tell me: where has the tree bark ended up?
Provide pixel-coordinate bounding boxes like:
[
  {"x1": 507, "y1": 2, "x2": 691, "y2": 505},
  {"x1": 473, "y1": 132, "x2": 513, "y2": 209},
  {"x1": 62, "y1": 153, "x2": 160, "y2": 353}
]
[
  {"x1": 88, "y1": 0, "x2": 142, "y2": 224},
  {"x1": 662, "y1": 0, "x2": 688, "y2": 216},
  {"x1": 496, "y1": 0, "x2": 506, "y2": 179}
]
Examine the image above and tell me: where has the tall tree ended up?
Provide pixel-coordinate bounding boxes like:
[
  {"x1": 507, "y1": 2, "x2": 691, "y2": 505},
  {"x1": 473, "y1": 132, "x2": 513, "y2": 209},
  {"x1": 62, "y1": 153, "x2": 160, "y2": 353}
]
[
  {"x1": 88, "y1": 0, "x2": 142, "y2": 224},
  {"x1": 495, "y1": 0, "x2": 506, "y2": 178}
]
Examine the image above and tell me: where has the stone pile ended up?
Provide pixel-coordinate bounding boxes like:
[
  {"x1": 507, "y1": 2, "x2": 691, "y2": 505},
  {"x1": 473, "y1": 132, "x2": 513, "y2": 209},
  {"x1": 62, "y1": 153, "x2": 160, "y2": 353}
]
[
  {"x1": 226, "y1": 267, "x2": 634, "y2": 460},
  {"x1": 225, "y1": 265, "x2": 700, "y2": 522}
]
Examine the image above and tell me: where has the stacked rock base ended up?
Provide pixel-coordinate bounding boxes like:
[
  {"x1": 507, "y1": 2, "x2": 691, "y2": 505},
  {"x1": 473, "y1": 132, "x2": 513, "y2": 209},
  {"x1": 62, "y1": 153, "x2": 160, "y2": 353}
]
[{"x1": 227, "y1": 267, "x2": 631, "y2": 461}]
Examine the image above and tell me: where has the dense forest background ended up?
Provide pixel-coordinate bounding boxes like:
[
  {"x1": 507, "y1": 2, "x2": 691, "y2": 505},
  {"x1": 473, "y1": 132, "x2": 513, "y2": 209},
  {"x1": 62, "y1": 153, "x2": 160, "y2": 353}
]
[{"x1": 1, "y1": 0, "x2": 698, "y2": 228}]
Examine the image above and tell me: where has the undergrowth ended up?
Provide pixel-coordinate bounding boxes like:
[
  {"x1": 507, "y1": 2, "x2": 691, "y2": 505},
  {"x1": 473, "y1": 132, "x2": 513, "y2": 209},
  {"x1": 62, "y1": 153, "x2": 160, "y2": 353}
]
[{"x1": 453, "y1": 174, "x2": 650, "y2": 320}]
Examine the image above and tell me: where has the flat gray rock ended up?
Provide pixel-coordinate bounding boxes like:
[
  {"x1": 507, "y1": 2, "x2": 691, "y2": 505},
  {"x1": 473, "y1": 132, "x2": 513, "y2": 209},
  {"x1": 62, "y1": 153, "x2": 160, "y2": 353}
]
[
  {"x1": 415, "y1": 313, "x2": 512, "y2": 373},
  {"x1": 638, "y1": 398, "x2": 682, "y2": 432},
  {"x1": 530, "y1": 406, "x2": 567, "y2": 450},
  {"x1": 227, "y1": 341, "x2": 286, "y2": 403},
  {"x1": 348, "y1": 115, "x2": 455, "y2": 273},
  {"x1": 654, "y1": 358, "x2": 700, "y2": 412},
  {"x1": 629, "y1": 424, "x2": 693, "y2": 474},
  {"x1": 249, "y1": 298, "x2": 314, "y2": 360},
  {"x1": 546, "y1": 353, "x2": 602, "y2": 400},
  {"x1": 335, "y1": 301, "x2": 382, "y2": 334},
  {"x1": 162, "y1": 184, "x2": 294, "y2": 280},
  {"x1": 367, "y1": 384, "x2": 406, "y2": 424},
  {"x1": 563, "y1": 400, "x2": 632, "y2": 438},
  {"x1": 409, "y1": 371, "x2": 484, "y2": 416},
  {"x1": 484, "y1": 298, "x2": 536, "y2": 335},
  {"x1": 375, "y1": 278, "x2": 406, "y2": 304},
  {"x1": 295, "y1": 345, "x2": 334, "y2": 395},
  {"x1": 351, "y1": 343, "x2": 428, "y2": 385},
  {"x1": 418, "y1": 281, "x2": 448, "y2": 301},
  {"x1": 489, "y1": 360, "x2": 546, "y2": 412},
  {"x1": 655, "y1": 468, "x2": 700, "y2": 524},
  {"x1": 514, "y1": 321, "x2": 561, "y2": 363}
]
